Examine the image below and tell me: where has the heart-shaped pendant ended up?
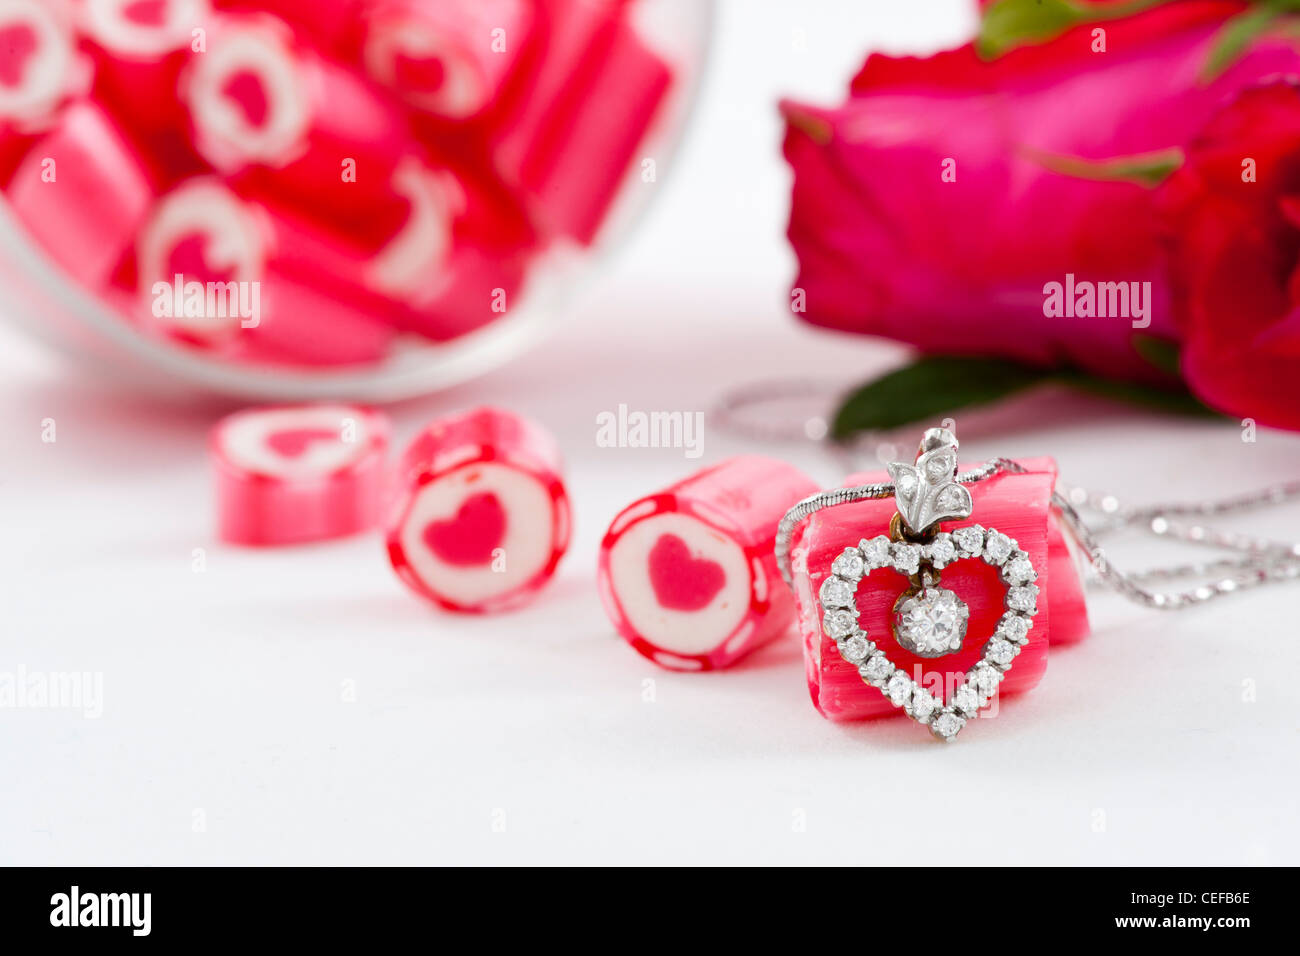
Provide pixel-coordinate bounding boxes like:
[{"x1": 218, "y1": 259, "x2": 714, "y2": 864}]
[{"x1": 817, "y1": 428, "x2": 1040, "y2": 740}]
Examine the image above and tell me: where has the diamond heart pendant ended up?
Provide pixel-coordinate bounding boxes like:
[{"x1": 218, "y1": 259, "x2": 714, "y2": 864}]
[{"x1": 817, "y1": 428, "x2": 1040, "y2": 740}]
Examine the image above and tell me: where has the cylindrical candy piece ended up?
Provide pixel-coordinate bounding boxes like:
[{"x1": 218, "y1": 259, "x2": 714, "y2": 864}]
[
  {"x1": 253, "y1": 158, "x2": 530, "y2": 346},
  {"x1": 386, "y1": 407, "x2": 570, "y2": 613},
  {"x1": 213, "y1": 0, "x2": 365, "y2": 55},
  {"x1": 179, "y1": 13, "x2": 418, "y2": 235},
  {"x1": 361, "y1": 0, "x2": 533, "y2": 120},
  {"x1": 130, "y1": 176, "x2": 397, "y2": 364},
  {"x1": 80, "y1": 0, "x2": 212, "y2": 180},
  {"x1": 598, "y1": 456, "x2": 819, "y2": 671},
  {"x1": 0, "y1": 0, "x2": 84, "y2": 132},
  {"x1": 82, "y1": 0, "x2": 210, "y2": 58},
  {"x1": 240, "y1": 271, "x2": 397, "y2": 367},
  {"x1": 212, "y1": 404, "x2": 391, "y2": 546},
  {"x1": 790, "y1": 456, "x2": 1091, "y2": 723},
  {"x1": 133, "y1": 177, "x2": 268, "y2": 345}
]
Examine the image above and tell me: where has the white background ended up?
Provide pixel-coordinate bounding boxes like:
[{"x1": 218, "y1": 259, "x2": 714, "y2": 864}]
[{"x1": 3, "y1": 0, "x2": 1298, "y2": 865}]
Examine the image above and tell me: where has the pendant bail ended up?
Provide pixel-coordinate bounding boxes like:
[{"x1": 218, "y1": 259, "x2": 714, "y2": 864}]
[{"x1": 886, "y1": 426, "x2": 973, "y2": 537}]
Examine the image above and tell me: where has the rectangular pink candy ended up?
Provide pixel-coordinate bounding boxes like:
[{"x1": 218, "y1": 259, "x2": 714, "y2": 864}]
[
  {"x1": 792, "y1": 457, "x2": 1090, "y2": 722},
  {"x1": 5, "y1": 101, "x2": 154, "y2": 288},
  {"x1": 493, "y1": 0, "x2": 672, "y2": 243},
  {"x1": 391, "y1": 245, "x2": 529, "y2": 342},
  {"x1": 237, "y1": 268, "x2": 397, "y2": 367},
  {"x1": 255, "y1": 177, "x2": 531, "y2": 344}
]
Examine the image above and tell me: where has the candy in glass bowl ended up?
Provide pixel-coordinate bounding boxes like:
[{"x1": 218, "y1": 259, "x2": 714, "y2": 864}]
[{"x1": 0, "y1": 0, "x2": 711, "y2": 398}]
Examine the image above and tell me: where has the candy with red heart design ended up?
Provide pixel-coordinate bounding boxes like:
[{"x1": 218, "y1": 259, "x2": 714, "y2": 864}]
[
  {"x1": 361, "y1": 0, "x2": 533, "y2": 121},
  {"x1": 598, "y1": 456, "x2": 819, "y2": 671},
  {"x1": 5, "y1": 99, "x2": 154, "y2": 287},
  {"x1": 212, "y1": 403, "x2": 391, "y2": 546},
  {"x1": 0, "y1": 0, "x2": 87, "y2": 134},
  {"x1": 252, "y1": 158, "x2": 530, "y2": 346},
  {"x1": 79, "y1": 0, "x2": 212, "y2": 178},
  {"x1": 129, "y1": 172, "x2": 395, "y2": 366},
  {"x1": 789, "y1": 457, "x2": 1090, "y2": 723},
  {"x1": 179, "y1": 13, "x2": 419, "y2": 234},
  {"x1": 386, "y1": 406, "x2": 570, "y2": 614},
  {"x1": 260, "y1": 154, "x2": 530, "y2": 313},
  {"x1": 131, "y1": 176, "x2": 266, "y2": 344},
  {"x1": 0, "y1": 0, "x2": 684, "y2": 375},
  {"x1": 129, "y1": 177, "x2": 389, "y2": 362},
  {"x1": 82, "y1": 0, "x2": 210, "y2": 58},
  {"x1": 124, "y1": 170, "x2": 522, "y2": 361}
]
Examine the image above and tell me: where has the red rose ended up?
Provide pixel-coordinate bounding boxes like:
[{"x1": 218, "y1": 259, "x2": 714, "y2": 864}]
[
  {"x1": 1158, "y1": 81, "x2": 1300, "y2": 429},
  {"x1": 783, "y1": 0, "x2": 1300, "y2": 409}
]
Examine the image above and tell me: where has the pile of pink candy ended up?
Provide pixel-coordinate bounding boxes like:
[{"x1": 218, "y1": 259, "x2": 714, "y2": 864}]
[
  {"x1": 214, "y1": 402, "x2": 1091, "y2": 739},
  {"x1": 0, "y1": 0, "x2": 673, "y2": 368}
]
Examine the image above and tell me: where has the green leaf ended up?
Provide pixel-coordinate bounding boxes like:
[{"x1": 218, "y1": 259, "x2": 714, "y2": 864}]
[
  {"x1": 830, "y1": 354, "x2": 1220, "y2": 441},
  {"x1": 978, "y1": 0, "x2": 1087, "y2": 58},
  {"x1": 1201, "y1": 0, "x2": 1297, "y2": 82},
  {"x1": 1020, "y1": 146, "x2": 1185, "y2": 187},
  {"x1": 1054, "y1": 371, "x2": 1220, "y2": 417},
  {"x1": 1131, "y1": 334, "x2": 1182, "y2": 376},
  {"x1": 831, "y1": 356, "x2": 1051, "y2": 439},
  {"x1": 977, "y1": 0, "x2": 1169, "y2": 59},
  {"x1": 783, "y1": 105, "x2": 834, "y2": 146}
]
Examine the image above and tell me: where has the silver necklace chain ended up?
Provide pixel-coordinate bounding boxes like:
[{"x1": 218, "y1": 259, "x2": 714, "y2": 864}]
[
  {"x1": 775, "y1": 458, "x2": 1010, "y2": 586},
  {"x1": 721, "y1": 387, "x2": 1300, "y2": 610},
  {"x1": 774, "y1": 459, "x2": 1300, "y2": 609},
  {"x1": 1047, "y1": 480, "x2": 1300, "y2": 610}
]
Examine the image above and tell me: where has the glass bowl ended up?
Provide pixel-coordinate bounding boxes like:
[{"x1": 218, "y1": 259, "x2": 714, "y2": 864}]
[{"x1": 0, "y1": 0, "x2": 712, "y2": 400}]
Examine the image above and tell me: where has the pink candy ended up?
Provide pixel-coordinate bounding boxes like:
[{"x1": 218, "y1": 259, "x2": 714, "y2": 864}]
[
  {"x1": 386, "y1": 407, "x2": 571, "y2": 614},
  {"x1": 245, "y1": 270, "x2": 397, "y2": 367},
  {"x1": 212, "y1": 404, "x2": 391, "y2": 545},
  {"x1": 215, "y1": 0, "x2": 367, "y2": 55},
  {"x1": 182, "y1": 14, "x2": 415, "y2": 222},
  {"x1": 0, "y1": 0, "x2": 678, "y2": 371},
  {"x1": 361, "y1": 0, "x2": 534, "y2": 120},
  {"x1": 495, "y1": 0, "x2": 672, "y2": 243},
  {"x1": 0, "y1": 0, "x2": 86, "y2": 132},
  {"x1": 257, "y1": 157, "x2": 529, "y2": 324},
  {"x1": 790, "y1": 457, "x2": 1090, "y2": 723},
  {"x1": 81, "y1": 0, "x2": 209, "y2": 58},
  {"x1": 8, "y1": 100, "x2": 154, "y2": 288},
  {"x1": 598, "y1": 456, "x2": 819, "y2": 671},
  {"x1": 133, "y1": 177, "x2": 265, "y2": 344}
]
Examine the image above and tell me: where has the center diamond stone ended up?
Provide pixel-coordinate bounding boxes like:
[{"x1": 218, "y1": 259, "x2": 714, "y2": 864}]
[{"x1": 892, "y1": 586, "x2": 970, "y2": 658}]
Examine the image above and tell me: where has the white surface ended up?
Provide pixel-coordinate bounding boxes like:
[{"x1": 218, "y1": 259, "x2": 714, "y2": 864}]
[{"x1": 3, "y1": 0, "x2": 1299, "y2": 865}]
